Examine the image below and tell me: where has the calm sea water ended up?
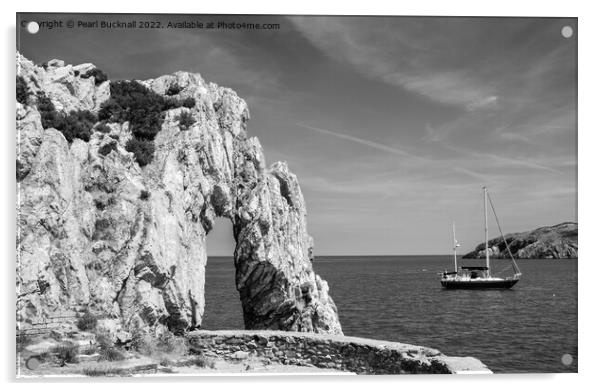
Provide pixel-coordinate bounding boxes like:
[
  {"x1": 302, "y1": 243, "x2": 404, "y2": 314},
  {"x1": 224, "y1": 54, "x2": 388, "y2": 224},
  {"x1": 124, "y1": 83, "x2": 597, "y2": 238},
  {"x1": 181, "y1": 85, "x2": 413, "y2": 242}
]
[{"x1": 203, "y1": 256, "x2": 577, "y2": 373}]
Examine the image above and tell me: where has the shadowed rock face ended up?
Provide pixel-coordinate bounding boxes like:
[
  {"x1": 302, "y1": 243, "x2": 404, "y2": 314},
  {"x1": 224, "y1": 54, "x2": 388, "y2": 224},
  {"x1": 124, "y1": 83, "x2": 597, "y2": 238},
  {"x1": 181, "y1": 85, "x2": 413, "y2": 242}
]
[
  {"x1": 16, "y1": 53, "x2": 342, "y2": 337},
  {"x1": 234, "y1": 162, "x2": 341, "y2": 333},
  {"x1": 463, "y1": 222, "x2": 577, "y2": 259}
]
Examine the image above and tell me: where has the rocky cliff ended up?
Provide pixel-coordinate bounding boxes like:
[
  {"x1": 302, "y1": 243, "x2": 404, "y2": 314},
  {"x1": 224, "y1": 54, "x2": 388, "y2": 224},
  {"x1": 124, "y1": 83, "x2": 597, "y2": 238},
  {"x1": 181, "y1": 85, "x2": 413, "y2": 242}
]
[
  {"x1": 463, "y1": 222, "x2": 577, "y2": 259},
  {"x1": 16, "y1": 52, "x2": 342, "y2": 338}
]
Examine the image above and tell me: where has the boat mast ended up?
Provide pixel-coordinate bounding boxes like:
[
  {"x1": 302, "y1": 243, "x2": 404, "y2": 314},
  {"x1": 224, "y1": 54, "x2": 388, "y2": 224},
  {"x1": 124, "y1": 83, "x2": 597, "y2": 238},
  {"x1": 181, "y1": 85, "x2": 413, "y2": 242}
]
[
  {"x1": 486, "y1": 191, "x2": 522, "y2": 279},
  {"x1": 483, "y1": 187, "x2": 490, "y2": 277},
  {"x1": 452, "y1": 222, "x2": 458, "y2": 273}
]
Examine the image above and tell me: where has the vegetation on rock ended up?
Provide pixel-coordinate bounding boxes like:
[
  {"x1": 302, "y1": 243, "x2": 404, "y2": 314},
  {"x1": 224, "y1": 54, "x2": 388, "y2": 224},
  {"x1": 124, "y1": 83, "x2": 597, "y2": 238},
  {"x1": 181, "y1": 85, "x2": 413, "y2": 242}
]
[
  {"x1": 36, "y1": 91, "x2": 61, "y2": 129},
  {"x1": 16, "y1": 75, "x2": 31, "y2": 105},
  {"x1": 98, "y1": 80, "x2": 165, "y2": 139},
  {"x1": 77, "y1": 310, "x2": 99, "y2": 331},
  {"x1": 95, "y1": 122, "x2": 111, "y2": 134},
  {"x1": 177, "y1": 111, "x2": 195, "y2": 130},
  {"x1": 139, "y1": 189, "x2": 151, "y2": 200},
  {"x1": 80, "y1": 68, "x2": 108, "y2": 86},
  {"x1": 98, "y1": 141, "x2": 118, "y2": 157},
  {"x1": 98, "y1": 80, "x2": 195, "y2": 166},
  {"x1": 125, "y1": 137, "x2": 155, "y2": 167},
  {"x1": 166, "y1": 84, "x2": 183, "y2": 96},
  {"x1": 57, "y1": 110, "x2": 97, "y2": 143},
  {"x1": 179, "y1": 97, "x2": 196, "y2": 108},
  {"x1": 35, "y1": 91, "x2": 97, "y2": 143}
]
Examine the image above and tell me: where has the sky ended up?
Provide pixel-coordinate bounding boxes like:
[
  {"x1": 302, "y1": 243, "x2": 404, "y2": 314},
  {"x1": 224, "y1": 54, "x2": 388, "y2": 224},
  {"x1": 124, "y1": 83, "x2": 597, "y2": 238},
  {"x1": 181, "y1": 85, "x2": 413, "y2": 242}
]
[{"x1": 17, "y1": 14, "x2": 577, "y2": 255}]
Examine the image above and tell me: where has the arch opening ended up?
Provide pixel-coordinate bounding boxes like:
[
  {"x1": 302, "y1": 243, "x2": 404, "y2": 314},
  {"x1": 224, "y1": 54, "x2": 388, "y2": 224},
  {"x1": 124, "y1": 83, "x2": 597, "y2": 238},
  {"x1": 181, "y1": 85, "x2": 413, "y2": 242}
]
[{"x1": 202, "y1": 217, "x2": 243, "y2": 330}]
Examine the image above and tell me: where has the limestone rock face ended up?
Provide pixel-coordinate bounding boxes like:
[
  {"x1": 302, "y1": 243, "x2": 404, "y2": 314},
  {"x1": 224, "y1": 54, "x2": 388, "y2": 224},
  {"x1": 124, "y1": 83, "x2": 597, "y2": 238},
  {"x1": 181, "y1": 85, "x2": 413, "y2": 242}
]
[
  {"x1": 234, "y1": 161, "x2": 341, "y2": 334},
  {"x1": 17, "y1": 53, "x2": 109, "y2": 113},
  {"x1": 16, "y1": 53, "x2": 342, "y2": 336},
  {"x1": 463, "y1": 222, "x2": 578, "y2": 259}
]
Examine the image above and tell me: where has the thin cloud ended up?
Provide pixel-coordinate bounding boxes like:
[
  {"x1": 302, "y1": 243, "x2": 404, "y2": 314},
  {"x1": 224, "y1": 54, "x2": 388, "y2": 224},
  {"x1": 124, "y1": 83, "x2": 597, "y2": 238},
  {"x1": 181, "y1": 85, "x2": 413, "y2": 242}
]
[
  {"x1": 387, "y1": 72, "x2": 499, "y2": 110},
  {"x1": 445, "y1": 145, "x2": 563, "y2": 174},
  {"x1": 467, "y1": 96, "x2": 499, "y2": 111},
  {"x1": 297, "y1": 123, "x2": 427, "y2": 161},
  {"x1": 454, "y1": 167, "x2": 493, "y2": 182},
  {"x1": 289, "y1": 17, "x2": 500, "y2": 111}
]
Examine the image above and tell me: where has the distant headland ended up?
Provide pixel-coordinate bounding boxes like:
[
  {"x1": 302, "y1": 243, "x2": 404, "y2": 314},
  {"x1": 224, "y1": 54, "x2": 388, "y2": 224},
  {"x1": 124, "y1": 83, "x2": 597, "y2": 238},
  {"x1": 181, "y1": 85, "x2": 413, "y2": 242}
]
[{"x1": 463, "y1": 222, "x2": 577, "y2": 259}]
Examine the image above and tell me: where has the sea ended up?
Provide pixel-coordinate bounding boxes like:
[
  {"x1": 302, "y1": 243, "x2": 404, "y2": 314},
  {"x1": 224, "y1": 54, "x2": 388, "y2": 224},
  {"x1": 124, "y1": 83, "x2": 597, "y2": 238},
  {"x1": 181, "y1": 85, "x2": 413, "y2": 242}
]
[{"x1": 203, "y1": 255, "x2": 578, "y2": 373}]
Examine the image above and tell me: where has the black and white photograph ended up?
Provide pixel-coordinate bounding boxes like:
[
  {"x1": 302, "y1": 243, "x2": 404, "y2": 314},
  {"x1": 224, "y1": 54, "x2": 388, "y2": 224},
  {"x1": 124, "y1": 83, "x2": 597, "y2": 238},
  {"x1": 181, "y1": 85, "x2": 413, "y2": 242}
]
[{"x1": 14, "y1": 10, "x2": 580, "y2": 379}]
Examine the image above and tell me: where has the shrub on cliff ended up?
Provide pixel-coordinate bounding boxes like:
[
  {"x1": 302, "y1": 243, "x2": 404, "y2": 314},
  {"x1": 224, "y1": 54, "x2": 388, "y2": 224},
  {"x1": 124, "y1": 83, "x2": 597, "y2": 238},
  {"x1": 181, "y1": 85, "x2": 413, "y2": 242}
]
[
  {"x1": 80, "y1": 68, "x2": 108, "y2": 85},
  {"x1": 177, "y1": 111, "x2": 195, "y2": 130},
  {"x1": 35, "y1": 91, "x2": 97, "y2": 142},
  {"x1": 97, "y1": 80, "x2": 197, "y2": 166},
  {"x1": 99, "y1": 80, "x2": 166, "y2": 139},
  {"x1": 180, "y1": 97, "x2": 196, "y2": 108},
  {"x1": 163, "y1": 96, "x2": 196, "y2": 110},
  {"x1": 125, "y1": 137, "x2": 155, "y2": 167},
  {"x1": 36, "y1": 91, "x2": 60, "y2": 129},
  {"x1": 16, "y1": 76, "x2": 31, "y2": 105},
  {"x1": 98, "y1": 141, "x2": 118, "y2": 157},
  {"x1": 58, "y1": 110, "x2": 97, "y2": 142},
  {"x1": 166, "y1": 84, "x2": 183, "y2": 96},
  {"x1": 95, "y1": 122, "x2": 111, "y2": 134},
  {"x1": 77, "y1": 310, "x2": 99, "y2": 331}
]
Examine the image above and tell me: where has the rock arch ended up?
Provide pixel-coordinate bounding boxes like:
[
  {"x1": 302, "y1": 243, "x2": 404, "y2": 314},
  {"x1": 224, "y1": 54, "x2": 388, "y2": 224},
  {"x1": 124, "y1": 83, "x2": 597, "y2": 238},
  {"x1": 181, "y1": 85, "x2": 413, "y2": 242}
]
[{"x1": 16, "y1": 53, "x2": 342, "y2": 339}]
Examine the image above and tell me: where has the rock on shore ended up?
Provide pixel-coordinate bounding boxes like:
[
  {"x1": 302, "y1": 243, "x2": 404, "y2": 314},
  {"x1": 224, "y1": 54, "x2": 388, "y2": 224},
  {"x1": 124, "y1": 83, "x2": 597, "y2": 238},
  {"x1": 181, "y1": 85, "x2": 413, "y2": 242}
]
[
  {"x1": 463, "y1": 222, "x2": 577, "y2": 259},
  {"x1": 16, "y1": 52, "x2": 342, "y2": 337}
]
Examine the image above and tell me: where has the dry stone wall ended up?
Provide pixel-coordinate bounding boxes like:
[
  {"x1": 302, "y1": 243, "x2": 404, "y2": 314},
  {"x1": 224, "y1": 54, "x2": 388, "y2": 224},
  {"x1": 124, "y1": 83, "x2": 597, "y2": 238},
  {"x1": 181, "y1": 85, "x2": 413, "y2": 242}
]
[{"x1": 188, "y1": 330, "x2": 491, "y2": 374}]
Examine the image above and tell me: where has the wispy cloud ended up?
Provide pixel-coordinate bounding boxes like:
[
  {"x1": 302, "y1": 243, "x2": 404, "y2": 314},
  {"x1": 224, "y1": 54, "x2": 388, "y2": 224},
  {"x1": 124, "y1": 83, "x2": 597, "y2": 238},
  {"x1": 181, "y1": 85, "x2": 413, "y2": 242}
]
[
  {"x1": 385, "y1": 72, "x2": 499, "y2": 110},
  {"x1": 445, "y1": 144, "x2": 563, "y2": 174},
  {"x1": 297, "y1": 123, "x2": 427, "y2": 161},
  {"x1": 453, "y1": 167, "x2": 493, "y2": 182},
  {"x1": 289, "y1": 17, "x2": 501, "y2": 111}
]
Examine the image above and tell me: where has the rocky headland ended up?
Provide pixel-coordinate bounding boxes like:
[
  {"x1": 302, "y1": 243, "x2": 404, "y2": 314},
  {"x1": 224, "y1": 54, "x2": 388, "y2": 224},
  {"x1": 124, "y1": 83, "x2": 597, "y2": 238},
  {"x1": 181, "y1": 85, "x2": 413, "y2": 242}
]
[
  {"x1": 16, "y1": 52, "x2": 489, "y2": 375},
  {"x1": 463, "y1": 222, "x2": 577, "y2": 259}
]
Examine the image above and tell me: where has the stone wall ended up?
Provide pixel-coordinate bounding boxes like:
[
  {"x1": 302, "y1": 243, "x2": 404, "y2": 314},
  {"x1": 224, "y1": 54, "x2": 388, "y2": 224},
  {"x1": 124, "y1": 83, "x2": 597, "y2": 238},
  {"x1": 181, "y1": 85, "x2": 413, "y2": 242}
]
[{"x1": 188, "y1": 330, "x2": 491, "y2": 374}]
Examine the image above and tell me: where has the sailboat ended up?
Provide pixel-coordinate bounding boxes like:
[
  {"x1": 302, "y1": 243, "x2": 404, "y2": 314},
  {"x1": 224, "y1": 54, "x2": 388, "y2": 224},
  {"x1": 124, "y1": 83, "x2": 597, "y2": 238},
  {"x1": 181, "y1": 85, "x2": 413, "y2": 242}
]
[{"x1": 440, "y1": 187, "x2": 522, "y2": 289}]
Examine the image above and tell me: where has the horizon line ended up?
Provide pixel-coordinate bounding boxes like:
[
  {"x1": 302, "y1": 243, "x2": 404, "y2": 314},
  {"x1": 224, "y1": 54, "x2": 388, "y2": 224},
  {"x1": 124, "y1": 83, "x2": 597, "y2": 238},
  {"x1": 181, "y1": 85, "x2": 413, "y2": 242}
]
[{"x1": 207, "y1": 254, "x2": 457, "y2": 257}]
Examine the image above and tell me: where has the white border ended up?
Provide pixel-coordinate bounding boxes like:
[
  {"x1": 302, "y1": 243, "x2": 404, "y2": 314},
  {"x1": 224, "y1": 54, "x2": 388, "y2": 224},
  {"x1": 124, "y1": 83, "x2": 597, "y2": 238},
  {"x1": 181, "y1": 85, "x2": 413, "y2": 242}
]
[{"x1": 3, "y1": 1, "x2": 600, "y2": 390}]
